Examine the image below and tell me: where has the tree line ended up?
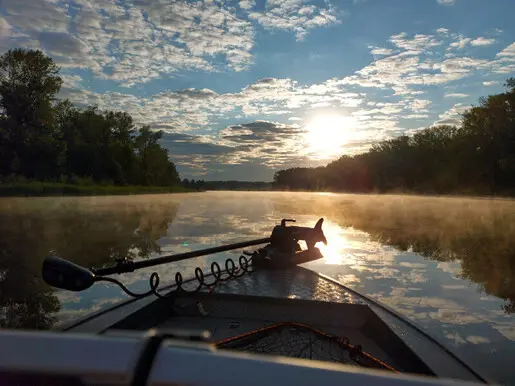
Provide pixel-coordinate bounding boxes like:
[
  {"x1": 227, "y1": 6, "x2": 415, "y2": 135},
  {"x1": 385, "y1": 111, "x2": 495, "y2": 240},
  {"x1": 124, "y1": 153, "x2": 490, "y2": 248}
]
[
  {"x1": 182, "y1": 179, "x2": 272, "y2": 191},
  {"x1": 0, "y1": 49, "x2": 180, "y2": 187},
  {"x1": 275, "y1": 79, "x2": 515, "y2": 195}
]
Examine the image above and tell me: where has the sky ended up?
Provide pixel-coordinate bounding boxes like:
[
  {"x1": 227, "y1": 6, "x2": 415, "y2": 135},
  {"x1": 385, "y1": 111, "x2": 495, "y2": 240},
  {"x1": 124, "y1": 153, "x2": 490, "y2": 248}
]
[{"x1": 1, "y1": 0, "x2": 514, "y2": 180}]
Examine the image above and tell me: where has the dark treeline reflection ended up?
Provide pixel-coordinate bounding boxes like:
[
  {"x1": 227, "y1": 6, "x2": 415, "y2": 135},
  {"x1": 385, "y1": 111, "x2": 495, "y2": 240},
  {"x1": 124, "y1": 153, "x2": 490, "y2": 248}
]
[
  {"x1": 276, "y1": 194, "x2": 515, "y2": 313},
  {"x1": 275, "y1": 79, "x2": 515, "y2": 196},
  {"x1": 0, "y1": 196, "x2": 179, "y2": 329}
]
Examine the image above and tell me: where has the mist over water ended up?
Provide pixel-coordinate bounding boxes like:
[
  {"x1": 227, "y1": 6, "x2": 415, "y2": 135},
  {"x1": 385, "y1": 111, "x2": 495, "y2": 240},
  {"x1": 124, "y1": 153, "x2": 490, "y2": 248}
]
[{"x1": 1, "y1": 192, "x2": 514, "y2": 383}]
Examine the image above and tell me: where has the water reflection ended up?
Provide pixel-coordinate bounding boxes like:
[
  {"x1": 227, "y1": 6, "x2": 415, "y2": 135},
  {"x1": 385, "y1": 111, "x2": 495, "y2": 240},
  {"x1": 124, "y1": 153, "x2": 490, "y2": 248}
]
[
  {"x1": 272, "y1": 193, "x2": 515, "y2": 384},
  {"x1": 1, "y1": 192, "x2": 515, "y2": 384},
  {"x1": 0, "y1": 195, "x2": 179, "y2": 329},
  {"x1": 275, "y1": 194, "x2": 515, "y2": 314}
]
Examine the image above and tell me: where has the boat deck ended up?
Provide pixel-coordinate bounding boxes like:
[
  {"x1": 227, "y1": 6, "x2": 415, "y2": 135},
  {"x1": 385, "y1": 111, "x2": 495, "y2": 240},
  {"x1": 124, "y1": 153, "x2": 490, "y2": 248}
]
[
  {"x1": 61, "y1": 266, "x2": 484, "y2": 383},
  {"x1": 155, "y1": 293, "x2": 417, "y2": 372}
]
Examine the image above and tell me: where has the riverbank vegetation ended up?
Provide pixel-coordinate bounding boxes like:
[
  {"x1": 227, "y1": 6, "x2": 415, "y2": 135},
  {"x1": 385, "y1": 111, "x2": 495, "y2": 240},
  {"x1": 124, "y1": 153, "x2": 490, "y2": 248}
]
[
  {"x1": 275, "y1": 79, "x2": 515, "y2": 195},
  {"x1": 0, "y1": 179, "x2": 189, "y2": 197},
  {"x1": 0, "y1": 49, "x2": 181, "y2": 195}
]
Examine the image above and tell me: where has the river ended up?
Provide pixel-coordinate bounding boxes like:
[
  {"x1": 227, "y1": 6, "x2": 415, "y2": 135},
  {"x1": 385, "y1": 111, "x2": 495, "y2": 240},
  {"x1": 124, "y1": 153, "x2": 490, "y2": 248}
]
[{"x1": 1, "y1": 191, "x2": 514, "y2": 383}]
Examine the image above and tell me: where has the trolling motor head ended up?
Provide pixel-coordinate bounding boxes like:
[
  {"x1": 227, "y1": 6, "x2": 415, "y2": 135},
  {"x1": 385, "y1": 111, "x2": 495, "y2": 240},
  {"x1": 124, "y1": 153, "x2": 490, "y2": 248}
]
[{"x1": 270, "y1": 218, "x2": 327, "y2": 253}]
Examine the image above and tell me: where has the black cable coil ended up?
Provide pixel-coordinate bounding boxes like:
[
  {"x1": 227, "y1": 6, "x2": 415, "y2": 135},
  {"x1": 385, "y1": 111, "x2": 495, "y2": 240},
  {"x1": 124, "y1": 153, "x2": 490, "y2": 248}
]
[{"x1": 96, "y1": 253, "x2": 255, "y2": 299}]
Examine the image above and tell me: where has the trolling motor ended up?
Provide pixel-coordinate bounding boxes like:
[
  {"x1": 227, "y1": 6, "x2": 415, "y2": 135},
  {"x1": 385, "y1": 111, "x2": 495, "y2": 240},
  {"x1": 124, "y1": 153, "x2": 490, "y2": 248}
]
[
  {"x1": 42, "y1": 218, "x2": 326, "y2": 297},
  {"x1": 254, "y1": 218, "x2": 327, "y2": 268}
]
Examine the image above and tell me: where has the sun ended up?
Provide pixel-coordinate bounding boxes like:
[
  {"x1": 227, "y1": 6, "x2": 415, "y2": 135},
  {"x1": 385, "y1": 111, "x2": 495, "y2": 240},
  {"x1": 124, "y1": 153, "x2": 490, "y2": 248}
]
[{"x1": 304, "y1": 114, "x2": 356, "y2": 159}]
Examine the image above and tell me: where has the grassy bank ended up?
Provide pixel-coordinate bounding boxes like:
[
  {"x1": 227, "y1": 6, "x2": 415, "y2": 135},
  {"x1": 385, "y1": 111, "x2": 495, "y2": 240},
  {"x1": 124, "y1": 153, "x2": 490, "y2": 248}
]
[{"x1": 0, "y1": 181, "x2": 191, "y2": 197}]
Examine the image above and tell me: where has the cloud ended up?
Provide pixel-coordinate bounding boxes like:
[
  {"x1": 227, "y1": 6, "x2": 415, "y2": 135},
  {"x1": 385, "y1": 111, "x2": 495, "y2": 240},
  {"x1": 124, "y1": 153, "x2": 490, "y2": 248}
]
[
  {"x1": 240, "y1": 0, "x2": 256, "y2": 10},
  {"x1": 342, "y1": 28, "x2": 501, "y2": 99},
  {"x1": 408, "y1": 99, "x2": 432, "y2": 112},
  {"x1": 1, "y1": 0, "x2": 349, "y2": 85},
  {"x1": 369, "y1": 47, "x2": 395, "y2": 56},
  {"x1": 61, "y1": 75, "x2": 363, "y2": 139},
  {"x1": 248, "y1": 0, "x2": 340, "y2": 40},
  {"x1": 437, "y1": 0, "x2": 456, "y2": 5},
  {"x1": 445, "y1": 92, "x2": 469, "y2": 98},
  {"x1": 390, "y1": 32, "x2": 442, "y2": 52},
  {"x1": 0, "y1": 16, "x2": 11, "y2": 37},
  {"x1": 490, "y1": 42, "x2": 515, "y2": 75},
  {"x1": 448, "y1": 36, "x2": 495, "y2": 51},
  {"x1": 218, "y1": 121, "x2": 306, "y2": 165},
  {"x1": 497, "y1": 42, "x2": 515, "y2": 58},
  {"x1": 470, "y1": 37, "x2": 496, "y2": 46},
  {"x1": 2, "y1": 0, "x2": 255, "y2": 85},
  {"x1": 3, "y1": 3, "x2": 510, "y2": 180},
  {"x1": 0, "y1": 16, "x2": 13, "y2": 50},
  {"x1": 483, "y1": 81, "x2": 499, "y2": 86},
  {"x1": 433, "y1": 103, "x2": 469, "y2": 126},
  {"x1": 38, "y1": 32, "x2": 87, "y2": 56},
  {"x1": 60, "y1": 74, "x2": 85, "y2": 89},
  {"x1": 2, "y1": 0, "x2": 70, "y2": 33},
  {"x1": 449, "y1": 36, "x2": 471, "y2": 50},
  {"x1": 158, "y1": 120, "x2": 315, "y2": 176}
]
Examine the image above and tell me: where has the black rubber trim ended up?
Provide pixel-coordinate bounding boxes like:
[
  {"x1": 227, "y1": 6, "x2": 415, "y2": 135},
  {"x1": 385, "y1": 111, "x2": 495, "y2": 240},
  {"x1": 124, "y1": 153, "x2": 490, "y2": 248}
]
[{"x1": 131, "y1": 330, "x2": 166, "y2": 386}]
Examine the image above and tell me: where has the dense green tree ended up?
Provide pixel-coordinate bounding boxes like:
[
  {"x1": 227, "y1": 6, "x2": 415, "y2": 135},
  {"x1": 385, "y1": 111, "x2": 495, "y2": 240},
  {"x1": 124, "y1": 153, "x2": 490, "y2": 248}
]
[
  {"x1": 0, "y1": 49, "x2": 63, "y2": 179},
  {"x1": 0, "y1": 49, "x2": 181, "y2": 187},
  {"x1": 135, "y1": 126, "x2": 180, "y2": 185}
]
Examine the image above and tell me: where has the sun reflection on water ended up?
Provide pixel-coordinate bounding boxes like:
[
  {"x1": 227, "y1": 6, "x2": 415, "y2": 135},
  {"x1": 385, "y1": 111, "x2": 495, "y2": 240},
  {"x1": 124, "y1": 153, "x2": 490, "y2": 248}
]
[{"x1": 314, "y1": 220, "x2": 356, "y2": 266}]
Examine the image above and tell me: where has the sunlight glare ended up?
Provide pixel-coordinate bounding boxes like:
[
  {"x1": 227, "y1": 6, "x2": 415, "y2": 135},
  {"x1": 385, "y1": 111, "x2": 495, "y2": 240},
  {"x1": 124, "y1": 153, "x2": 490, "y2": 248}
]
[
  {"x1": 304, "y1": 114, "x2": 357, "y2": 159},
  {"x1": 313, "y1": 221, "x2": 355, "y2": 266}
]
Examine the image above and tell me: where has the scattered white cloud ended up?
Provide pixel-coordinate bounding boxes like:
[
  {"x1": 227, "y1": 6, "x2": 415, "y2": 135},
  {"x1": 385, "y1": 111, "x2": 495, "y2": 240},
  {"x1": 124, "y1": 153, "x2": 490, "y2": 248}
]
[
  {"x1": 483, "y1": 81, "x2": 499, "y2": 86},
  {"x1": 218, "y1": 121, "x2": 306, "y2": 166},
  {"x1": 409, "y1": 99, "x2": 432, "y2": 112},
  {"x1": 2, "y1": 0, "x2": 70, "y2": 33},
  {"x1": 0, "y1": 16, "x2": 12, "y2": 38},
  {"x1": 240, "y1": 0, "x2": 256, "y2": 10},
  {"x1": 390, "y1": 32, "x2": 441, "y2": 52},
  {"x1": 445, "y1": 93, "x2": 469, "y2": 98},
  {"x1": 434, "y1": 103, "x2": 469, "y2": 126},
  {"x1": 437, "y1": 0, "x2": 456, "y2": 5},
  {"x1": 60, "y1": 74, "x2": 85, "y2": 89},
  {"x1": 38, "y1": 32, "x2": 87, "y2": 56},
  {"x1": 63, "y1": 76, "x2": 363, "y2": 134},
  {"x1": 497, "y1": 42, "x2": 515, "y2": 58},
  {"x1": 449, "y1": 36, "x2": 472, "y2": 50},
  {"x1": 2, "y1": 0, "x2": 255, "y2": 85},
  {"x1": 491, "y1": 42, "x2": 515, "y2": 74},
  {"x1": 470, "y1": 37, "x2": 496, "y2": 46},
  {"x1": 247, "y1": 0, "x2": 340, "y2": 40},
  {"x1": 369, "y1": 47, "x2": 395, "y2": 56},
  {"x1": 1, "y1": 0, "x2": 511, "y2": 177}
]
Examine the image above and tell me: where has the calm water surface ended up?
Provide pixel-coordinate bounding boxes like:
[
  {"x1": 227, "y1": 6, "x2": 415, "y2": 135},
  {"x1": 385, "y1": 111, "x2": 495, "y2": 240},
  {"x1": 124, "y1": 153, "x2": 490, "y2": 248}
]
[{"x1": 1, "y1": 192, "x2": 515, "y2": 383}]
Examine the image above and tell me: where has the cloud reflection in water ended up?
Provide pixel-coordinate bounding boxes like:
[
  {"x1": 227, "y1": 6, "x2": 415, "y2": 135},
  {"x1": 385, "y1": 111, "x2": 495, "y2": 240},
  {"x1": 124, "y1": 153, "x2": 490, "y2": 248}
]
[{"x1": 1, "y1": 192, "x2": 515, "y2": 383}]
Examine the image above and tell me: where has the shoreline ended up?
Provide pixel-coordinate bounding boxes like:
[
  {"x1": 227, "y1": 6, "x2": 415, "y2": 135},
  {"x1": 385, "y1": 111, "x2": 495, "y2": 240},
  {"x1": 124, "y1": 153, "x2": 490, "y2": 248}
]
[{"x1": 0, "y1": 182, "x2": 193, "y2": 197}]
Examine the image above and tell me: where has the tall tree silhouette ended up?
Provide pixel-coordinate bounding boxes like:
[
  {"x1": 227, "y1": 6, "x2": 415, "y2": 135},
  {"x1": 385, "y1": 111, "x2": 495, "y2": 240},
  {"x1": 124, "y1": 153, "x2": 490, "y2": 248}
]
[
  {"x1": 0, "y1": 48, "x2": 181, "y2": 187},
  {"x1": 0, "y1": 49, "x2": 63, "y2": 179}
]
